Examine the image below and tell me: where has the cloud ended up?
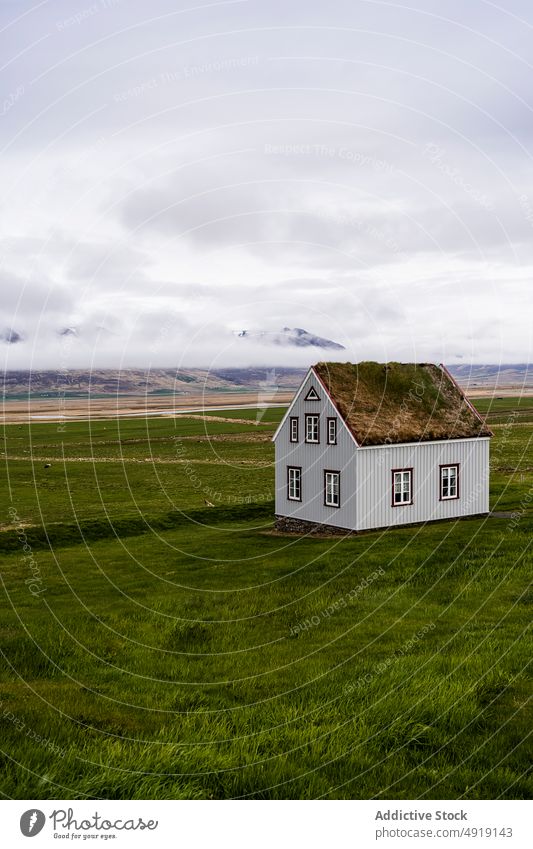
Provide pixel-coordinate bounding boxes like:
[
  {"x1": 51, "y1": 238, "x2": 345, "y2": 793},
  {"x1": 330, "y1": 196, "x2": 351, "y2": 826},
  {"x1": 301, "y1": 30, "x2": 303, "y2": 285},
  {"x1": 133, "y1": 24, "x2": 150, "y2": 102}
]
[{"x1": 0, "y1": 0, "x2": 531, "y2": 368}]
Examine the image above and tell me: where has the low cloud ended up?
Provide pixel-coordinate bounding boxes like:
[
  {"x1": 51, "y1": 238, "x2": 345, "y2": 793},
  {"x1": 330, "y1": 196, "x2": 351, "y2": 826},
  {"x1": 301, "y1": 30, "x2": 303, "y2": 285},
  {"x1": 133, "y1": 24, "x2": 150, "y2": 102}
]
[{"x1": 0, "y1": 0, "x2": 531, "y2": 369}]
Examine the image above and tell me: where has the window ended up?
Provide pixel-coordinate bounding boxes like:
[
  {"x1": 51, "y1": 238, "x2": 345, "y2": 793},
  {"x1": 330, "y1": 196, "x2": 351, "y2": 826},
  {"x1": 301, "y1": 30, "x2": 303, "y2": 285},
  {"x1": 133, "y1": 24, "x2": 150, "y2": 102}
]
[
  {"x1": 287, "y1": 466, "x2": 302, "y2": 501},
  {"x1": 324, "y1": 471, "x2": 340, "y2": 507},
  {"x1": 440, "y1": 464, "x2": 459, "y2": 500},
  {"x1": 289, "y1": 417, "x2": 299, "y2": 443},
  {"x1": 392, "y1": 468, "x2": 413, "y2": 506},
  {"x1": 327, "y1": 417, "x2": 337, "y2": 444},
  {"x1": 305, "y1": 414, "x2": 320, "y2": 443},
  {"x1": 305, "y1": 386, "x2": 320, "y2": 401}
]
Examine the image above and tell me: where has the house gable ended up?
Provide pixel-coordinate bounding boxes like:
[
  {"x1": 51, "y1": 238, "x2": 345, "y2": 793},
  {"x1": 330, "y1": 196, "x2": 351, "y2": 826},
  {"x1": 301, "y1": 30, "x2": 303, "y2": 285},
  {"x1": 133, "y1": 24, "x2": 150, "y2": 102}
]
[{"x1": 272, "y1": 367, "x2": 358, "y2": 446}]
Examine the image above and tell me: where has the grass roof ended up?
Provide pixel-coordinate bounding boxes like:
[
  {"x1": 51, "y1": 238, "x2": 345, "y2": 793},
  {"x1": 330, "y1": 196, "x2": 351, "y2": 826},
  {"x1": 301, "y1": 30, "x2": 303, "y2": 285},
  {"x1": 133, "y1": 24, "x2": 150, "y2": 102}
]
[{"x1": 313, "y1": 361, "x2": 492, "y2": 446}]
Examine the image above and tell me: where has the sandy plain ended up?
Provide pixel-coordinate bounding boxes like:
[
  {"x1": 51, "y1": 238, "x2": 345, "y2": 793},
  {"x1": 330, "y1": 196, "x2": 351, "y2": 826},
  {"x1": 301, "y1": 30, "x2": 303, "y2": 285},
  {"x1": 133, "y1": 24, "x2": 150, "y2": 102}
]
[{"x1": 0, "y1": 391, "x2": 297, "y2": 424}]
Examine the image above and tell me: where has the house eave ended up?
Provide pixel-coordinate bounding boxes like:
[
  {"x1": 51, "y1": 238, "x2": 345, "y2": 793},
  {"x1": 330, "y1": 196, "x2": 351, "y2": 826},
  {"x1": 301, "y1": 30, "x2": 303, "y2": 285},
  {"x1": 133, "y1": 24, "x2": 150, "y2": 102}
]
[{"x1": 358, "y1": 435, "x2": 492, "y2": 450}]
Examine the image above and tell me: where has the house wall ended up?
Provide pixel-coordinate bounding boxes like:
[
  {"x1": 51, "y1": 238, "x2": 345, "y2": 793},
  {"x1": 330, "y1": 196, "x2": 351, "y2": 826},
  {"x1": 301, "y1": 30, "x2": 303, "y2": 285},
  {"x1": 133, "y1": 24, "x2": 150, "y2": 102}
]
[
  {"x1": 355, "y1": 437, "x2": 490, "y2": 531},
  {"x1": 274, "y1": 370, "x2": 358, "y2": 530}
]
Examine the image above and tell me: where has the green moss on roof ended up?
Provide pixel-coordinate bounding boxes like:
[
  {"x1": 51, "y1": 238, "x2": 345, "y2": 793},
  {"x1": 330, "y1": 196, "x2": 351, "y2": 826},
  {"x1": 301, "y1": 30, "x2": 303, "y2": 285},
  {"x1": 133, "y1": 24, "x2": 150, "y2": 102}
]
[{"x1": 313, "y1": 361, "x2": 492, "y2": 446}]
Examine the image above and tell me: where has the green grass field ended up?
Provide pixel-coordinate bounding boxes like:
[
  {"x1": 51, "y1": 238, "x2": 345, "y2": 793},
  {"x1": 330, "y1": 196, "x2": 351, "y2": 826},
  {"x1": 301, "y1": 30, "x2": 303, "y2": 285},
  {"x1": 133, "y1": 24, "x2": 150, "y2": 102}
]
[
  {"x1": 0, "y1": 400, "x2": 531, "y2": 799},
  {"x1": 474, "y1": 395, "x2": 533, "y2": 424}
]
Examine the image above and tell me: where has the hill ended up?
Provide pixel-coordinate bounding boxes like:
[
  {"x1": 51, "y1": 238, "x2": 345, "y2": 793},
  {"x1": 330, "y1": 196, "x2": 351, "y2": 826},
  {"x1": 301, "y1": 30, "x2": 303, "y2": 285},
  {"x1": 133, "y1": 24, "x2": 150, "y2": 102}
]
[{"x1": 1, "y1": 363, "x2": 531, "y2": 399}]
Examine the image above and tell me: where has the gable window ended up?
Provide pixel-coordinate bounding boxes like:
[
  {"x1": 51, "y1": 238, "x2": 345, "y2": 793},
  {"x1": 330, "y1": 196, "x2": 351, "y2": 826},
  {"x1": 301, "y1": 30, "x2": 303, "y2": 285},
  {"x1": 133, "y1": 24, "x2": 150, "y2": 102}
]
[
  {"x1": 289, "y1": 417, "x2": 299, "y2": 443},
  {"x1": 327, "y1": 417, "x2": 337, "y2": 445},
  {"x1": 392, "y1": 468, "x2": 413, "y2": 506},
  {"x1": 440, "y1": 464, "x2": 459, "y2": 500},
  {"x1": 305, "y1": 414, "x2": 320, "y2": 443},
  {"x1": 287, "y1": 466, "x2": 302, "y2": 501},
  {"x1": 305, "y1": 386, "x2": 320, "y2": 401},
  {"x1": 324, "y1": 470, "x2": 340, "y2": 507}
]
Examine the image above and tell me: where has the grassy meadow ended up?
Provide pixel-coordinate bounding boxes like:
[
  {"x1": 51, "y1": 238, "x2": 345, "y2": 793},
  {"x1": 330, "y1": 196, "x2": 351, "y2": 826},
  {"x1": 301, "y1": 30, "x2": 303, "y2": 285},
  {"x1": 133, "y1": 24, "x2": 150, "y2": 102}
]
[{"x1": 0, "y1": 399, "x2": 531, "y2": 799}]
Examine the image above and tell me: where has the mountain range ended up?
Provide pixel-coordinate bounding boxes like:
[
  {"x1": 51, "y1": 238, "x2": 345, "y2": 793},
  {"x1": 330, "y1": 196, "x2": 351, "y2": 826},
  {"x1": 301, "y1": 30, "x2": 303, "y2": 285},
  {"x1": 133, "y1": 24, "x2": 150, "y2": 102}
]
[
  {"x1": 1, "y1": 364, "x2": 531, "y2": 398},
  {"x1": 235, "y1": 327, "x2": 345, "y2": 349},
  {"x1": 1, "y1": 325, "x2": 345, "y2": 350}
]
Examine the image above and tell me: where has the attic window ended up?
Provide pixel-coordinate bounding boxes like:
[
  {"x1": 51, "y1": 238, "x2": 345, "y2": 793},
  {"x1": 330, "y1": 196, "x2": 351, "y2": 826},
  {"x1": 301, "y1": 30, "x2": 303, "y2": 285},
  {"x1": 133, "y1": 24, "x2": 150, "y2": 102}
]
[
  {"x1": 305, "y1": 386, "x2": 320, "y2": 401},
  {"x1": 305, "y1": 414, "x2": 320, "y2": 443},
  {"x1": 327, "y1": 417, "x2": 337, "y2": 444},
  {"x1": 290, "y1": 417, "x2": 299, "y2": 443}
]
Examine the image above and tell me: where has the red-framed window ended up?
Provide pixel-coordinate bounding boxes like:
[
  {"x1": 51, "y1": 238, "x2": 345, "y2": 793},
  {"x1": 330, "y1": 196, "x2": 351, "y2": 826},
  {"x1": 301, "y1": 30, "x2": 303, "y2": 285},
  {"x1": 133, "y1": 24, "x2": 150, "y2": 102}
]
[
  {"x1": 440, "y1": 464, "x2": 459, "y2": 500},
  {"x1": 305, "y1": 414, "x2": 320, "y2": 443},
  {"x1": 392, "y1": 468, "x2": 413, "y2": 506},
  {"x1": 324, "y1": 470, "x2": 340, "y2": 507},
  {"x1": 287, "y1": 466, "x2": 302, "y2": 501},
  {"x1": 289, "y1": 417, "x2": 299, "y2": 443},
  {"x1": 327, "y1": 417, "x2": 337, "y2": 445}
]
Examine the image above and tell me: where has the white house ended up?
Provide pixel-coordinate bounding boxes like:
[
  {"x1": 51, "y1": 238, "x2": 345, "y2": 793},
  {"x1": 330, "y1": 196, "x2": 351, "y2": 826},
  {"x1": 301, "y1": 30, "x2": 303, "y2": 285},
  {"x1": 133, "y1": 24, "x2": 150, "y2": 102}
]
[{"x1": 273, "y1": 361, "x2": 492, "y2": 532}]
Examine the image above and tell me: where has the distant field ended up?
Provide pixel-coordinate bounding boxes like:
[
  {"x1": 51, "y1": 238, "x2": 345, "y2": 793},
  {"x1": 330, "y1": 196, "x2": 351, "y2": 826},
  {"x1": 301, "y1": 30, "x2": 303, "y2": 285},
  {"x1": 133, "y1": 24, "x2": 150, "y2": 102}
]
[
  {"x1": 0, "y1": 399, "x2": 531, "y2": 799},
  {"x1": 474, "y1": 395, "x2": 533, "y2": 424},
  {"x1": 0, "y1": 393, "x2": 294, "y2": 425}
]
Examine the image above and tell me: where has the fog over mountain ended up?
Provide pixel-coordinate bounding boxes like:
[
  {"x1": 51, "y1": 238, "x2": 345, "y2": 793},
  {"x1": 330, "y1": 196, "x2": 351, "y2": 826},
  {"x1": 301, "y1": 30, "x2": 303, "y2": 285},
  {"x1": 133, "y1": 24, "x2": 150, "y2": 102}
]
[
  {"x1": 0, "y1": 329, "x2": 23, "y2": 345},
  {"x1": 1, "y1": 0, "x2": 532, "y2": 371},
  {"x1": 236, "y1": 327, "x2": 345, "y2": 349}
]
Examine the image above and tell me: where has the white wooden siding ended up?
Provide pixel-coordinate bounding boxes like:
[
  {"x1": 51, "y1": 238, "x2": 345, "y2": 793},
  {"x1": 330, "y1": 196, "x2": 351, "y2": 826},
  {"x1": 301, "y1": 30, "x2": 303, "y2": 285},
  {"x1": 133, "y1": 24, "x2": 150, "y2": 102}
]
[{"x1": 355, "y1": 438, "x2": 490, "y2": 531}]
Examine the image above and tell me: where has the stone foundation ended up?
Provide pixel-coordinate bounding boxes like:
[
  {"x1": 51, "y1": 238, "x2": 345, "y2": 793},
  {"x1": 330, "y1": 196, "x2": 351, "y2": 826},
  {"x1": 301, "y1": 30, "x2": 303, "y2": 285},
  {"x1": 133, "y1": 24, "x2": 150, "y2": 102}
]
[
  {"x1": 275, "y1": 512, "x2": 491, "y2": 536},
  {"x1": 274, "y1": 515, "x2": 356, "y2": 536}
]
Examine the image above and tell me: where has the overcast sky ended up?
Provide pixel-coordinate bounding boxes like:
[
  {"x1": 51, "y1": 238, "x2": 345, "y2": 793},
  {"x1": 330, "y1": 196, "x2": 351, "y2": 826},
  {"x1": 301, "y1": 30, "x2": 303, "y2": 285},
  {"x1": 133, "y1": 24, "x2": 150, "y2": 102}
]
[{"x1": 1, "y1": 0, "x2": 532, "y2": 369}]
